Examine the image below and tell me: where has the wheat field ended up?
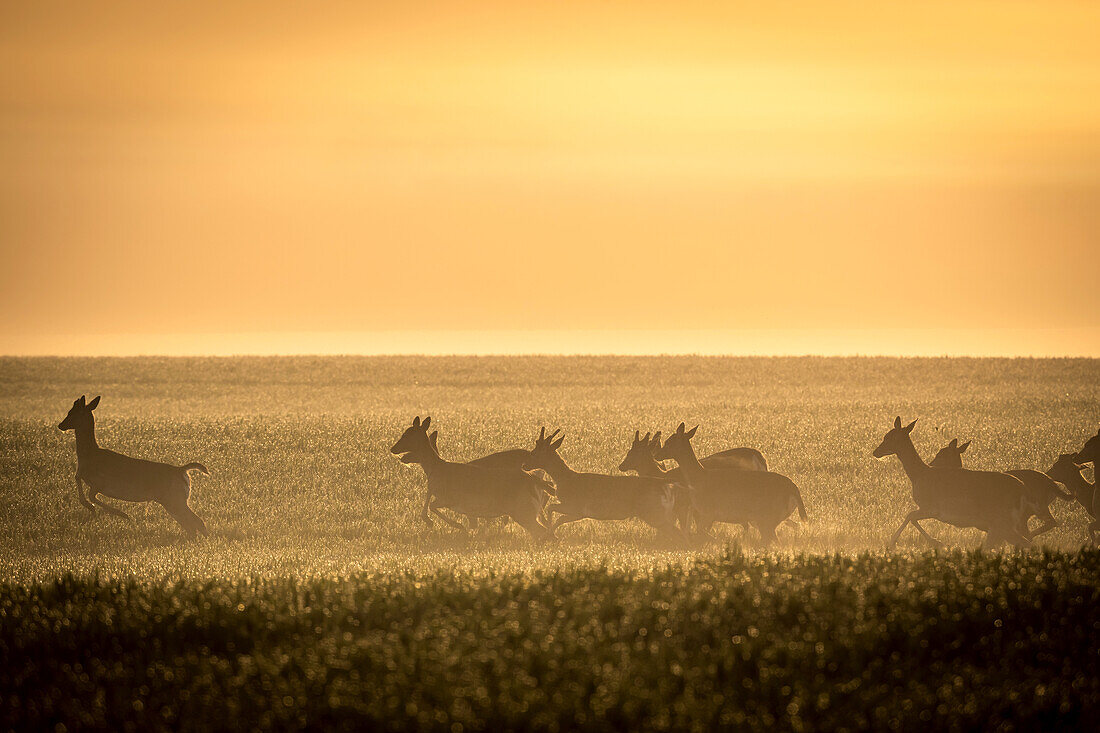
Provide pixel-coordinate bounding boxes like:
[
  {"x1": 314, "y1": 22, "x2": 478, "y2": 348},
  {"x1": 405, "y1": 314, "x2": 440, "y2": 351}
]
[
  {"x1": 1, "y1": 356, "x2": 1096, "y2": 580},
  {"x1": 2, "y1": 356, "x2": 1099, "y2": 730}
]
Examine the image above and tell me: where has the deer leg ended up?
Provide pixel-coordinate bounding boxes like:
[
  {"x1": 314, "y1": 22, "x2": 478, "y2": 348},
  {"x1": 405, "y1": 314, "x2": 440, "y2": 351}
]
[
  {"x1": 161, "y1": 497, "x2": 207, "y2": 537},
  {"x1": 889, "y1": 511, "x2": 940, "y2": 548},
  {"x1": 549, "y1": 515, "x2": 587, "y2": 533},
  {"x1": 89, "y1": 492, "x2": 134, "y2": 523},
  {"x1": 74, "y1": 475, "x2": 95, "y2": 515},
  {"x1": 755, "y1": 521, "x2": 780, "y2": 546},
  {"x1": 420, "y1": 491, "x2": 435, "y2": 527},
  {"x1": 908, "y1": 519, "x2": 944, "y2": 548},
  {"x1": 428, "y1": 499, "x2": 468, "y2": 532}
]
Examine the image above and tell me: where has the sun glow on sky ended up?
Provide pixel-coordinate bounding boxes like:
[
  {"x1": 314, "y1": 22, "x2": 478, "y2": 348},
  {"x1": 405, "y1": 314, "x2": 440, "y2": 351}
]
[{"x1": 1, "y1": 1, "x2": 1098, "y2": 355}]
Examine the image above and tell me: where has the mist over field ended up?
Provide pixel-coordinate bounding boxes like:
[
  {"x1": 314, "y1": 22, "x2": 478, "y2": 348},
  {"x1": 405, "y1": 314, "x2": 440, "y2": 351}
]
[{"x1": 1, "y1": 356, "x2": 1097, "y2": 579}]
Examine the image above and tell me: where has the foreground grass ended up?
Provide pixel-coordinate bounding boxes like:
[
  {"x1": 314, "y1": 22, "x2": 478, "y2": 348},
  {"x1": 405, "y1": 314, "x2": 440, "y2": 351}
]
[{"x1": 3, "y1": 550, "x2": 1098, "y2": 731}]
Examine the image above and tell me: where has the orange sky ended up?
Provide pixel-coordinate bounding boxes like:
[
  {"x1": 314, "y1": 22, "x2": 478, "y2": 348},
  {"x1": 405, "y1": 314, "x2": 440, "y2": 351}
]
[{"x1": 2, "y1": 1, "x2": 1098, "y2": 355}]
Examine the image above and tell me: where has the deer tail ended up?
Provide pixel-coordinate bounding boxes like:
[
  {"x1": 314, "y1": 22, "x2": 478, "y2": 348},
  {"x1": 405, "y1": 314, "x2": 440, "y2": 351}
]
[
  {"x1": 791, "y1": 484, "x2": 808, "y2": 522},
  {"x1": 180, "y1": 462, "x2": 210, "y2": 476}
]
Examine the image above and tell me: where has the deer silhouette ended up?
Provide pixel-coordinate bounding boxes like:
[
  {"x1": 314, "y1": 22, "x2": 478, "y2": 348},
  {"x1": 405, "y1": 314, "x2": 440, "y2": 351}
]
[
  {"x1": 873, "y1": 417, "x2": 1028, "y2": 548},
  {"x1": 930, "y1": 438, "x2": 1072, "y2": 540},
  {"x1": 654, "y1": 423, "x2": 806, "y2": 544},
  {"x1": 391, "y1": 417, "x2": 552, "y2": 542},
  {"x1": 58, "y1": 395, "x2": 209, "y2": 536}
]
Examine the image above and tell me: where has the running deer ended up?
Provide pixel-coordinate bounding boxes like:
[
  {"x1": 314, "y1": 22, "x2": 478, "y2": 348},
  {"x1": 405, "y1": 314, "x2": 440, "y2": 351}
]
[
  {"x1": 930, "y1": 438, "x2": 1073, "y2": 540},
  {"x1": 57, "y1": 395, "x2": 209, "y2": 536},
  {"x1": 522, "y1": 427, "x2": 682, "y2": 539},
  {"x1": 390, "y1": 416, "x2": 552, "y2": 542},
  {"x1": 618, "y1": 430, "x2": 767, "y2": 478},
  {"x1": 400, "y1": 430, "x2": 553, "y2": 528},
  {"x1": 653, "y1": 423, "x2": 807, "y2": 544},
  {"x1": 873, "y1": 417, "x2": 1029, "y2": 548},
  {"x1": 618, "y1": 430, "x2": 773, "y2": 531},
  {"x1": 1047, "y1": 453, "x2": 1098, "y2": 545}
]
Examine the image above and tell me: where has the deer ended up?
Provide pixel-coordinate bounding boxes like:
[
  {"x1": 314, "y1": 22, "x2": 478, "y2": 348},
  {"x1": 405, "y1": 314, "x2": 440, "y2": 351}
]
[
  {"x1": 873, "y1": 417, "x2": 1029, "y2": 548},
  {"x1": 399, "y1": 430, "x2": 554, "y2": 529},
  {"x1": 618, "y1": 430, "x2": 775, "y2": 532},
  {"x1": 930, "y1": 438, "x2": 1073, "y2": 540},
  {"x1": 653, "y1": 423, "x2": 807, "y2": 544},
  {"x1": 618, "y1": 430, "x2": 767, "y2": 478},
  {"x1": 57, "y1": 395, "x2": 209, "y2": 536},
  {"x1": 1046, "y1": 453, "x2": 1098, "y2": 545},
  {"x1": 390, "y1": 416, "x2": 552, "y2": 542},
  {"x1": 521, "y1": 427, "x2": 683, "y2": 540}
]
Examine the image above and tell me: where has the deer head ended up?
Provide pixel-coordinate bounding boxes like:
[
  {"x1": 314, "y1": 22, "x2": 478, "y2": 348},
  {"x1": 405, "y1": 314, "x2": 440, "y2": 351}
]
[
  {"x1": 618, "y1": 430, "x2": 656, "y2": 473},
  {"x1": 653, "y1": 422, "x2": 697, "y2": 462},
  {"x1": 525, "y1": 426, "x2": 564, "y2": 471},
  {"x1": 390, "y1": 415, "x2": 433, "y2": 460},
  {"x1": 58, "y1": 395, "x2": 100, "y2": 432},
  {"x1": 930, "y1": 437, "x2": 970, "y2": 468},
  {"x1": 1076, "y1": 428, "x2": 1100, "y2": 465},
  {"x1": 872, "y1": 416, "x2": 917, "y2": 459}
]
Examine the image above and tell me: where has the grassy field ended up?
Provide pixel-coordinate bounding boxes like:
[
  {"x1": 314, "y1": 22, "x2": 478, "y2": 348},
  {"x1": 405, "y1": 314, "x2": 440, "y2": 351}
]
[{"x1": 1, "y1": 356, "x2": 1098, "y2": 729}]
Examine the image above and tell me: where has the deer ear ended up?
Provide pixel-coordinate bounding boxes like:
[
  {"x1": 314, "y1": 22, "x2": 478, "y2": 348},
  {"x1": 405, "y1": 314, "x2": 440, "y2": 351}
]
[
  {"x1": 634, "y1": 430, "x2": 640, "y2": 443},
  {"x1": 429, "y1": 430, "x2": 438, "y2": 449},
  {"x1": 412, "y1": 416, "x2": 421, "y2": 428},
  {"x1": 893, "y1": 416, "x2": 902, "y2": 429},
  {"x1": 959, "y1": 440, "x2": 970, "y2": 453},
  {"x1": 550, "y1": 435, "x2": 565, "y2": 451},
  {"x1": 949, "y1": 438, "x2": 957, "y2": 448},
  {"x1": 643, "y1": 432, "x2": 651, "y2": 443},
  {"x1": 422, "y1": 416, "x2": 431, "y2": 430},
  {"x1": 652, "y1": 431, "x2": 662, "y2": 445},
  {"x1": 904, "y1": 419, "x2": 917, "y2": 433},
  {"x1": 676, "y1": 422, "x2": 686, "y2": 434},
  {"x1": 76, "y1": 395, "x2": 86, "y2": 407},
  {"x1": 686, "y1": 425, "x2": 698, "y2": 439},
  {"x1": 87, "y1": 396, "x2": 100, "y2": 410},
  {"x1": 538, "y1": 426, "x2": 546, "y2": 441}
]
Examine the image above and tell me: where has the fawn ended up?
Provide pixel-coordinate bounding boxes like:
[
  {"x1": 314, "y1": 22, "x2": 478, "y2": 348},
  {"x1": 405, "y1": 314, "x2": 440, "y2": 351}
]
[
  {"x1": 930, "y1": 438, "x2": 1072, "y2": 540},
  {"x1": 653, "y1": 423, "x2": 807, "y2": 544},
  {"x1": 873, "y1": 417, "x2": 1028, "y2": 548},
  {"x1": 390, "y1": 416, "x2": 552, "y2": 542},
  {"x1": 57, "y1": 395, "x2": 209, "y2": 536},
  {"x1": 522, "y1": 427, "x2": 682, "y2": 539}
]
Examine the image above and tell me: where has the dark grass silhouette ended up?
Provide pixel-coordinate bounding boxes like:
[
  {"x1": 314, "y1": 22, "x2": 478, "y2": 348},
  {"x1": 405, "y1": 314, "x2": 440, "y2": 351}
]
[{"x1": 6, "y1": 550, "x2": 1098, "y2": 732}]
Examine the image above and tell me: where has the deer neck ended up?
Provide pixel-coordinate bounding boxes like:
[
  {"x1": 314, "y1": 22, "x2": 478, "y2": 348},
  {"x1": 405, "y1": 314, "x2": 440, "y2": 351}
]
[
  {"x1": 643, "y1": 456, "x2": 670, "y2": 478},
  {"x1": 74, "y1": 419, "x2": 98, "y2": 459},
  {"x1": 538, "y1": 452, "x2": 578, "y2": 485},
  {"x1": 671, "y1": 444, "x2": 707, "y2": 483},
  {"x1": 893, "y1": 436, "x2": 930, "y2": 481}
]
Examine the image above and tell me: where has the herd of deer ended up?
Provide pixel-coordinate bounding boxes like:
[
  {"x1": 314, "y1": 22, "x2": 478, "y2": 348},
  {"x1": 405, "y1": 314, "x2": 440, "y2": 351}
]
[{"x1": 57, "y1": 396, "x2": 1100, "y2": 548}]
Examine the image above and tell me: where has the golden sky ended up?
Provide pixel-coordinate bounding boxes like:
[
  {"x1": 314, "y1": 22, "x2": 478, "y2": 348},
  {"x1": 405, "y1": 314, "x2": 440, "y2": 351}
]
[{"x1": 2, "y1": 1, "x2": 1098, "y2": 354}]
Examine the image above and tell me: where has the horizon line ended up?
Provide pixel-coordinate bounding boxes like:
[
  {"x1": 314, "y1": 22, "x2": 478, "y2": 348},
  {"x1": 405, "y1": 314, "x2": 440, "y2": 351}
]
[{"x1": 1, "y1": 328, "x2": 1098, "y2": 359}]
